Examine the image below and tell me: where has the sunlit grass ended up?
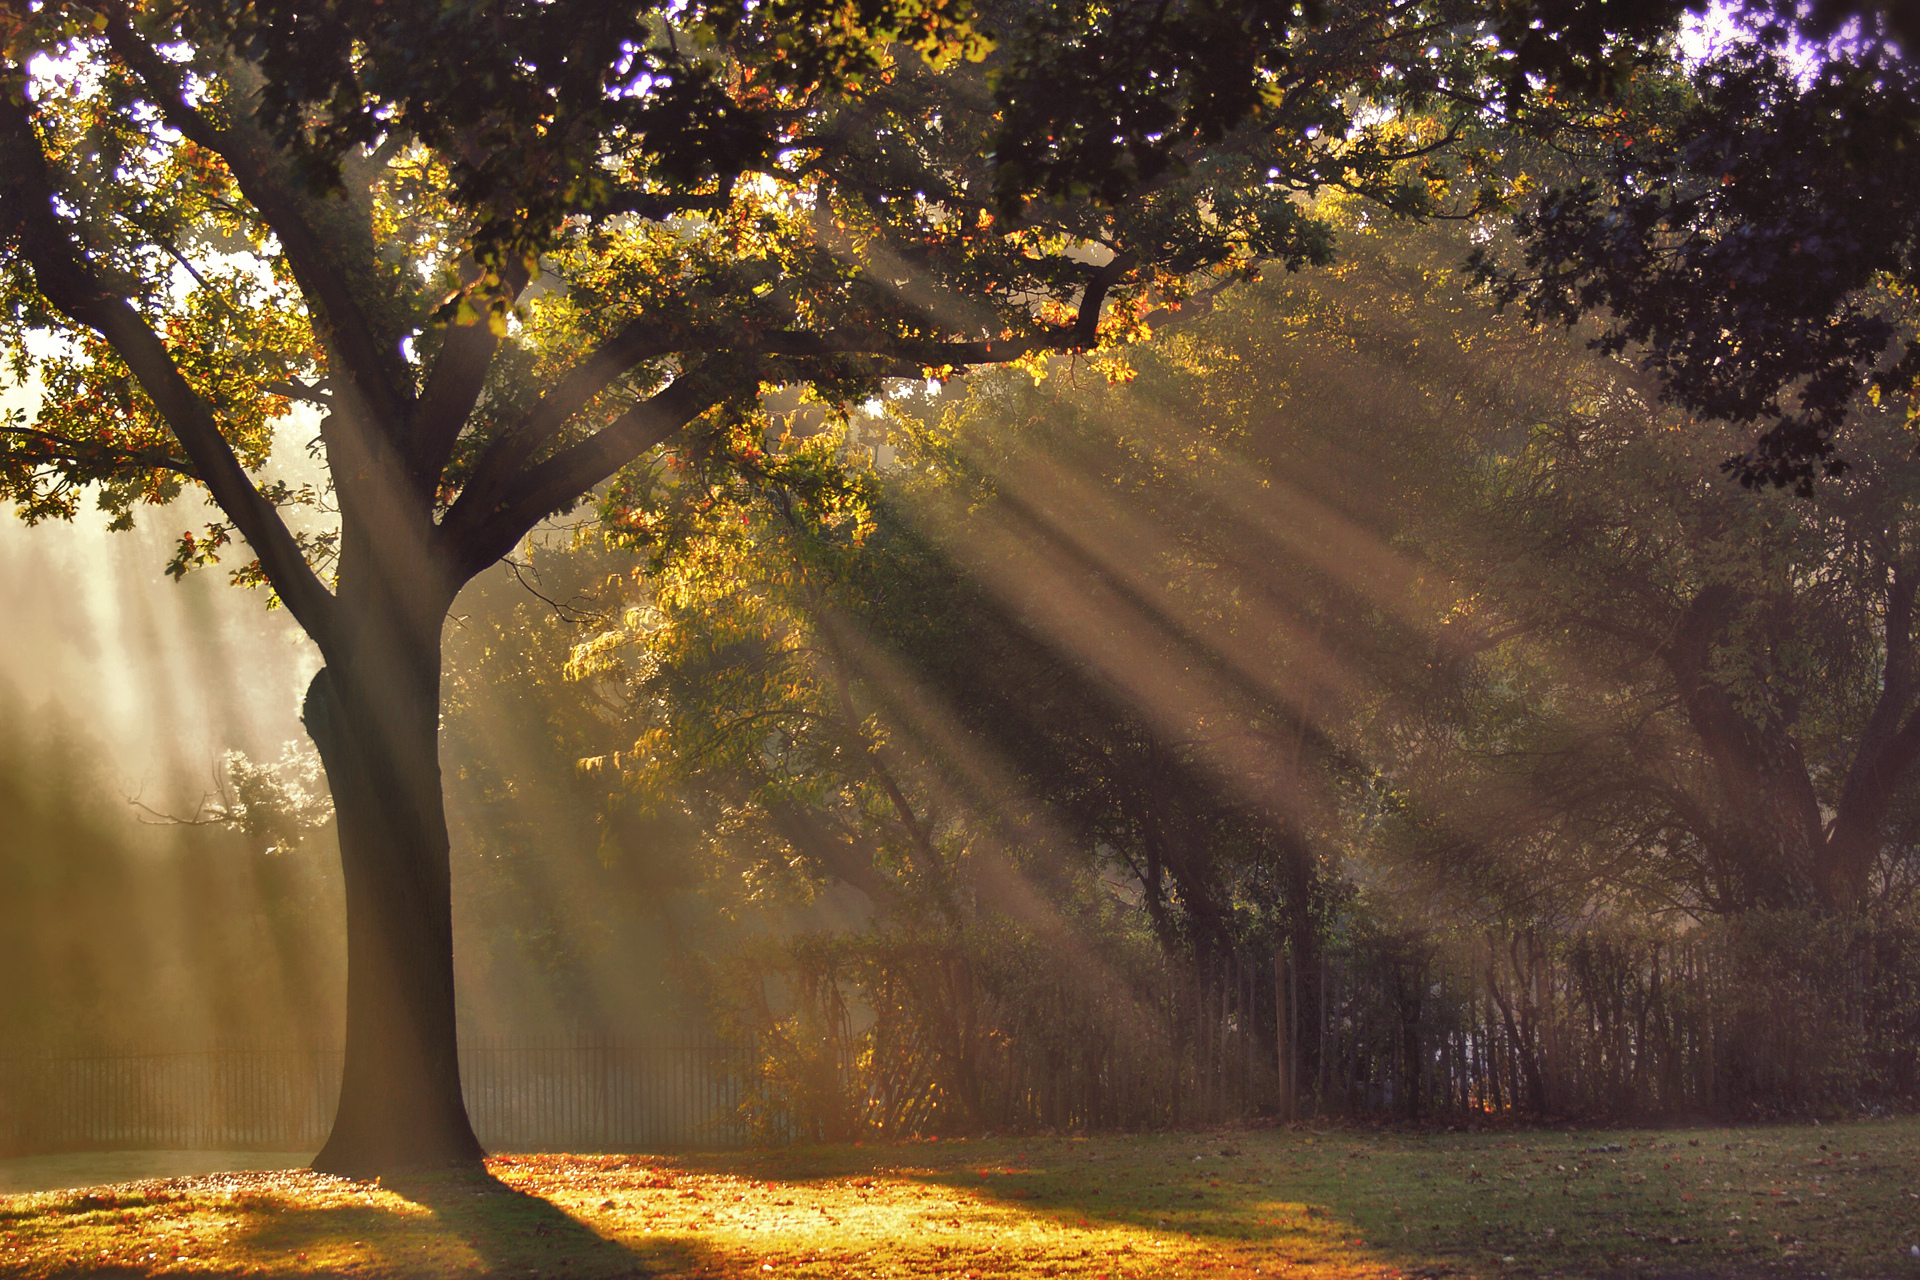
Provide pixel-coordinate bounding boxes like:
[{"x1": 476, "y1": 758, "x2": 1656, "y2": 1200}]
[{"x1": 2, "y1": 1117, "x2": 1917, "y2": 1278}]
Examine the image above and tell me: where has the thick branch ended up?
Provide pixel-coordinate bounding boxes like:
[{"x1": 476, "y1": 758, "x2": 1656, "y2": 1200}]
[
  {"x1": 1072, "y1": 252, "x2": 1136, "y2": 348},
  {"x1": 594, "y1": 188, "x2": 735, "y2": 221},
  {"x1": 0, "y1": 95, "x2": 336, "y2": 643},
  {"x1": 765, "y1": 800, "x2": 901, "y2": 908},
  {"x1": 444, "y1": 369, "x2": 722, "y2": 583},
  {"x1": 408, "y1": 258, "x2": 535, "y2": 487},
  {"x1": 1826, "y1": 559, "x2": 1920, "y2": 869},
  {"x1": 449, "y1": 318, "x2": 680, "y2": 527},
  {"x1": 445, "y1": 248, "x2": 1138, "y2": 578},
  {"x1": 408, "y1": 318, "x2": 497, "y2": 484},
  {"x1": 101, "y1": 14, "x2": 414, "y2": 436}
]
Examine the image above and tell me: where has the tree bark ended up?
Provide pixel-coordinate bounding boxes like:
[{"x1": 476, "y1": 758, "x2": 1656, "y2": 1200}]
[
  {"x1": 1660, "y1": 584, "x2": 1827, "y2": 911},
  {"x1": 1277, "y1": 820, "x2": 1321, "y2": 1110},
  {"x1": 302, "y1": 636, "x2": 483, "y2": 1174}
]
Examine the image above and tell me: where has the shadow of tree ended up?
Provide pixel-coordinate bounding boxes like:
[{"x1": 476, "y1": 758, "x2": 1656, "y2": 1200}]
[
  {"x1": 32, "y1": 1167, "x2": 715, "y2": 1278},
  {"x1": 386, "y1": 1168, "x2": 673, "y2": 1276}
]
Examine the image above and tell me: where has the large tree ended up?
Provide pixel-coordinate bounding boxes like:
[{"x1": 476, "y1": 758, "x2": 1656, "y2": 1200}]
[{"x1": 0, "y1": 0, "x2": 1746, "y2": 1171}]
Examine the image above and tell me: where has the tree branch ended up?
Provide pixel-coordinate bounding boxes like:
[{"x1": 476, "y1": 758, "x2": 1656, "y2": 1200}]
[
  {"x1": 410, "y1": 321, "x2": 499, "y2": 483},
  {"x1": 100, "y1": 11, "x2": 415, "y2": 435},
  {"x1": 263, "y1": 377, "x2": 333, "y2": 406},
  {"x1": 0, "y1": 94, "x2": 337, "y2": 645},
  {"x1": 446, "y1": 318, "x2": 681, "y2": 529},
  {"x1": 0, "y1": 423, "x2": 194, "y2": 475},
  {"x1": 443, "y1": 248, "x2": 1140, "y2": 578},
  {"x1": 408, "y1": 256, "x2": 535, "y2": 488},
  {"x1": 444, "y1": 366, "x2": 723, "y2": 582}
]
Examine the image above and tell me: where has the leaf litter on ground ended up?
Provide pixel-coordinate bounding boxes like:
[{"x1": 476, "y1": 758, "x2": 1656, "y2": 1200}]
[{"x1": 0, "y1": 1116, "x2": 1916, "y2": 1278}]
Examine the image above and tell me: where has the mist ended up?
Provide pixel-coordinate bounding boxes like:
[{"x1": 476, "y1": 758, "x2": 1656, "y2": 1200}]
[
  {"x1": 0, "y1": 506, "x2": 316, "y2": 797},
  {"x1": 0, "y1": 502, "x2": 728, "y2": 1060}
]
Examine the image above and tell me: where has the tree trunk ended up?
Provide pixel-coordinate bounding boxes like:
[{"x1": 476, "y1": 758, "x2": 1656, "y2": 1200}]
[
  {"x1": 1662, "y1": 584, "x2": 1828, "y2": 911},
  {"x1": 303, "y1": 648, "x2": 484, "y2": 1174},
  {"x1": 1278, "y1": 821, "x2": 1320, "y2": 1113}
]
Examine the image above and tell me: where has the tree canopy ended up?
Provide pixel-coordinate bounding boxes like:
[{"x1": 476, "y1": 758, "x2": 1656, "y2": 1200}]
[
  {"x1": 1479, "y1": 32, "x2": 1920, "y2": 491},
  {"x1": 0, "y1": 0, "x2": 1577, "y2": 1173}
]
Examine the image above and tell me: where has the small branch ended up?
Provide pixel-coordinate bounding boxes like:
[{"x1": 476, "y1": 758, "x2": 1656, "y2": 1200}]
[
  {"x1": 501, "y1": 555, "x2": 607, "y2": 625},
  {"x1": 127, "y1": 791, "x2": 231, "y2": 828}
]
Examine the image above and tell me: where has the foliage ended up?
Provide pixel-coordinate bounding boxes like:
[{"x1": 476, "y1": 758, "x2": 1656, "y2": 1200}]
[
  {"x1": 1478, "y1": 35, "x2": 1920, "y2": 491},
  {"x1": 435, "y1": 537, "x2": 735, "y2": 1038},
  {"x1": 0, "y1": 0, "x2": 1495, "y2": 607},
  {"x1": 200, "y1": 743, "x2": 334, "y2": 857},
  {"x1": 1392, "y1": 342, "x2": 1920, "y2": 916}
]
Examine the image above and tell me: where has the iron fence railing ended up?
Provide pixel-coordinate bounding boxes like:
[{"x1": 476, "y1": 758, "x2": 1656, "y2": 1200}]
[{"x1": 0, "y1": 1037, "x2": 753, "y2": 1157}]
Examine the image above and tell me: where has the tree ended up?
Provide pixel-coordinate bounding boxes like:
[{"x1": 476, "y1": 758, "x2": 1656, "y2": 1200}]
[
  {"x1": 0, "y1": 0, "x2": 1540, "y2": 1173},
  {"x1": 553, "y1": 199, "x2": 1583, "y2": 1113},
  {"x1": 1447, "y1": 24, "x2": 1920, "y2": 913},
  {"x1": 1479, "y1": 31, "x2": 1920, "y2": 491},
  {"x1": 1400, "y1": 354, "x2": 1920, "y2": 917}
]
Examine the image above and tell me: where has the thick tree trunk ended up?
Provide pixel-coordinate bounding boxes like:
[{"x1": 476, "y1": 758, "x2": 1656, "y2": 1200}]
[
  {"x1": 303, "y1": 649, "x2": 484, "y2": 1174},
  {"x1": 1662, "y1": 585, "x2": 1829, "y2": 911}
]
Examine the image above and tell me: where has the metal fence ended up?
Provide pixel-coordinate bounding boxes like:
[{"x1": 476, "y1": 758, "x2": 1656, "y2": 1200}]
[
  {"x1": 724, "y1": 915, "x2": 1920, "y2": 1139},
  {"x1": 0, "y1": 1037, "x2": 754, "y2": 1157},
  {"x1": 460, "y1": 1037, "x2": 754, "y2": 1151}
]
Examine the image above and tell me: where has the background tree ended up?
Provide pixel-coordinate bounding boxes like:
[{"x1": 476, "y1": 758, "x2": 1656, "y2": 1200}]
[
  {"x1": 1480, "y1": 31, "x2": 1920, "y2": 490},
  {"x1": 1397, "y1": 347, "x2": 1920, "y2": 917},
  {"x1": 437, "y1": 539, "x2": 712, "y2": 1039},
  {"x1": 546, "y1": 194, "x2": 1587, "y2": 1107}
]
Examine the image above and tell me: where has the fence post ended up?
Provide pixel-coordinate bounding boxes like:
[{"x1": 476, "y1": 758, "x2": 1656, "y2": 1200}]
[{"x1": 1274, "y1": 946, "x2": 1296, "y2": 1121}]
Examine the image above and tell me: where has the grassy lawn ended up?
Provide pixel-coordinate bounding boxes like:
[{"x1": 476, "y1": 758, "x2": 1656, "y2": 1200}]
[{"x1": 1, "y1": 1117, "x2": 1917, "y2": 1279}]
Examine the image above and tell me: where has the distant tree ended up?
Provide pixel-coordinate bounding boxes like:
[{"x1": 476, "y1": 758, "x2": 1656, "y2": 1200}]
[
  {"x1": 557, "y1": 204, "x2": 1566, "y2": 1095},
  {"x1": 1479, "y1": 33, "x2": 1920, "y2": 491},
  {"x1": 437, "y1": 538, "x2": 711, "y2": 1038},
  {"x1": 1405, "y1": 362, "x2": 1920, "y2": 917},
  {"x1": 567, "y1": 404, "x2": 1316, "y2": 955}
]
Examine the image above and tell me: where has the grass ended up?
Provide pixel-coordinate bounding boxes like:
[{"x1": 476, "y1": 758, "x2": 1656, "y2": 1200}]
[
  {"x1": 0, "y1": 1153, "x2": 314, "y2": 1197},
  {"x1": 1, "y1": 1117, "x2": 1917, "y2": 1279}
]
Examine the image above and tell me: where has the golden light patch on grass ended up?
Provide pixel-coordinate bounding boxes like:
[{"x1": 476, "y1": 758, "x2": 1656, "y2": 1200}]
[
  {"x1": 0, "y1": 1169, "x2": 510, "y2": 1278},
  {"x1": 486, "y1": 1150, "x2": 1391, "y2": 1279},
  {"x1": 1, "y1": 1118, "x2": 1916, "y2": 1278}
]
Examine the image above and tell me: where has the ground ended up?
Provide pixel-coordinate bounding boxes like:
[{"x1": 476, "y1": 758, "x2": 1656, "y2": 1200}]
[{"x1": 1, "y1": 1118, "x2": 1918, "y2": 1278}]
